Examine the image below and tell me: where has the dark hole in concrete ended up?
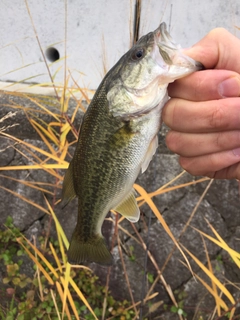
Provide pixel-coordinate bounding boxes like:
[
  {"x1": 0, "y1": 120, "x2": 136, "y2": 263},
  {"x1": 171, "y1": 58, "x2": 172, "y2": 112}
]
[{"x1": 45, "y1": 47, "x2": 60, "y2": 62}]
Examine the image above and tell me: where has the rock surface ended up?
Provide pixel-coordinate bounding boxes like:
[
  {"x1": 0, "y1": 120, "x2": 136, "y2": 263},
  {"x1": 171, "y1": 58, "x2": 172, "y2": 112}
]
[{"x1": 1, "y1": 91, "x2": 240, "y2": 319}]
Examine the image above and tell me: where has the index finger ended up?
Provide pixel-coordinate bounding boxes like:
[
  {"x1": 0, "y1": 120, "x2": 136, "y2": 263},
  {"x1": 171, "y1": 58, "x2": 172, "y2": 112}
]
[
  {"x1": 168, "y1": 28, "x2": 240, "y2": 102},
  {"x1": 185, "y1": 28, "x2": 240, "y2": 71}
]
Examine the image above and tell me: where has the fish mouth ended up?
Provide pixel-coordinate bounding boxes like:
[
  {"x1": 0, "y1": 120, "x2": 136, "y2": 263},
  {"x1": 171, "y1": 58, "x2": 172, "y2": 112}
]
[
  {"x1": 153, "y1": 22, "x2": 203, "y2": 76},
  {"x1": 153, "y1": 22, "x2": 181, "y2": 56},
  {"x1": 155, "y1": 22, "x2": 179, "y2": 51}
]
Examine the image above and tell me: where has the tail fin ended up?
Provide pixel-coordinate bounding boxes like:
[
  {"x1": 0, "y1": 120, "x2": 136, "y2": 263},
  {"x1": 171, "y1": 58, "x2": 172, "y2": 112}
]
[{"x1": 67, "y1": 234, "x2": 113, "y2": 266}]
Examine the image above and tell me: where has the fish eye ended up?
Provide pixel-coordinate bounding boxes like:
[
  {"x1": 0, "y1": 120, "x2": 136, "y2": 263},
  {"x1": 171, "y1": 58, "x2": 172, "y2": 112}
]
[{"x1": 131, "y1": 48, "x2": 144, "y2": 61}]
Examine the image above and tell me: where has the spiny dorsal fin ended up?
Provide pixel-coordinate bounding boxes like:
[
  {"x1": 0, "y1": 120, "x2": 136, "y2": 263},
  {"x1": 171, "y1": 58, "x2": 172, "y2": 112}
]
[
  {"x1": 61, "y1": 161, "x2": 76, "y2": 208},
  {"x1": 114, "y1": 190, "x2": 140, "y2": 222},
  {"x1": 141, "y1": 135, "x2": 158, "y2": 173}
]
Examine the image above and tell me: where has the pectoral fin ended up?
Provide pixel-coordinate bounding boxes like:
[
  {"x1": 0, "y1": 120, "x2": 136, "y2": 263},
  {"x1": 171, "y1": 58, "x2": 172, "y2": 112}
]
[
  {"x1": 114, "y1": 191, "x2": 140, "y2": 222},
  {"x1": 61, "y1": 161, "x2": 76, "y2": 207},
  {"x1": 141, "y1": 135, "x2": 158, "y2": 173}
]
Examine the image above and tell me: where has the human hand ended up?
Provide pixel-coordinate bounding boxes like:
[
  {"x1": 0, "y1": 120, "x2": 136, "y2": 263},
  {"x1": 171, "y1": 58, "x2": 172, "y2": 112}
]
[{"x1": 162, "y1": 28, "x2": 240, "y2": 179}]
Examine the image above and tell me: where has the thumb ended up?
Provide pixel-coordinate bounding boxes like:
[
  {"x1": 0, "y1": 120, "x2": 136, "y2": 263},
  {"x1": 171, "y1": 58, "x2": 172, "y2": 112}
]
[{"x1": 184, "y1": 28, "x2": 240, "y2": 72}]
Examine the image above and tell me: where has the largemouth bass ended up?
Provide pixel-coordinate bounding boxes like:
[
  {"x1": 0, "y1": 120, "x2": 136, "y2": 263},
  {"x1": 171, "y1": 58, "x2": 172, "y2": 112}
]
[{"x1": 62, "y1": 22, "x2": 202, "y2": 265}]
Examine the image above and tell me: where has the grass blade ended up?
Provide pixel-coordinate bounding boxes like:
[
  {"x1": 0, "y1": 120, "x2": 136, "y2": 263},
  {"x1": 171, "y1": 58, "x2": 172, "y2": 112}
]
[
  {"x1": 134, "y1": 183, "x2": 194, "y2": 275},
  {"x1": 17, "y1": 238, "x2": 55, "y2": 285},
  {"x1": 0, "y1": 131, "x2": 68, "y2": 164},
  {"x1": 193, "y1": 226, "x2": 240, "y2": 267},
  {"x1": 69, "y1": 277, "x2": 98, "y2": 320},
  {"x1": 44, "y1": 195, "x2": 69, "y2": 252},
  {"x1": 182, "y1": 244, "x2": 235, "y2": 306}
]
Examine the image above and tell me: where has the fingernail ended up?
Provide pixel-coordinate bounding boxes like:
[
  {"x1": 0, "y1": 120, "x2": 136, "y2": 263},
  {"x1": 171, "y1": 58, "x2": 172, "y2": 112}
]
[
  {"x1": 232, "y1": 148, "x2": 240, "y2": 156},
  {"x1": 218, "y1": 77, "x2": 240, "y2": 98}
]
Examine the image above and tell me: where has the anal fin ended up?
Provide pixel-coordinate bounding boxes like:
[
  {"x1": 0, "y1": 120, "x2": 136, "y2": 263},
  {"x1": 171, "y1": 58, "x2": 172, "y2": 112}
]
[{"x1": 114, "y1": 190, "x2": 140, "y2": 222}]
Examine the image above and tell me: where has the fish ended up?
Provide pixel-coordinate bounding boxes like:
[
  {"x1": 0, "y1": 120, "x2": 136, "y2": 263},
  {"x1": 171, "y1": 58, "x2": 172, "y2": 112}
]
[{"x1": 62, "y1": 22, "x2": 203, "y2": 266}]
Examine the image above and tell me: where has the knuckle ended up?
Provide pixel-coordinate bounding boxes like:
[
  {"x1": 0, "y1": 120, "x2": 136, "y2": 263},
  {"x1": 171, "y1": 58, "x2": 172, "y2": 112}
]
[
  {"x1": 208, "y1": 153, "x2": 218, "y2": 169},
  {"x1": 233, "y1": 131, "x2": 240, "y2": 148},
  {"x1": 235, "y1": 167, "x2": 240, "y2": 180},
  {"x1": 214, "y1": 131, "x2": 224, "y2": 150},
  {"x1": 205, "y1": 172, "x2": 216, "y2": 179},
  {"x1": 165, "y1": 131, "x2": 180, "y2": 152},
  {"x1": 179, "y1": 155, "x2": 213, "y2": 177},
  {"x1": 193, "y1": 73, "x2": 205, "y2": 99},
  {"x1": 179, "y1": 156, "x2": 193, "y2": 172},
  {"x1": 215, "y1": 131, "x2": 240, "y2": 151},
  {"x1": 227, "y1": 162, "x2": 240, "y2": 180},
  {"x1": 163, "y1": 98, "x2": 179, "y2": 129},
  {"x1": 208, "y1": 104, "x2": 225, "y2": 129}
]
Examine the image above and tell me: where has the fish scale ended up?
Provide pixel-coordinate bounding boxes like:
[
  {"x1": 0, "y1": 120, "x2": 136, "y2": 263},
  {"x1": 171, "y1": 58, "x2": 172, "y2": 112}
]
[{"x1": 62, "y1": 22, "x2": 203, "y2": 265}]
